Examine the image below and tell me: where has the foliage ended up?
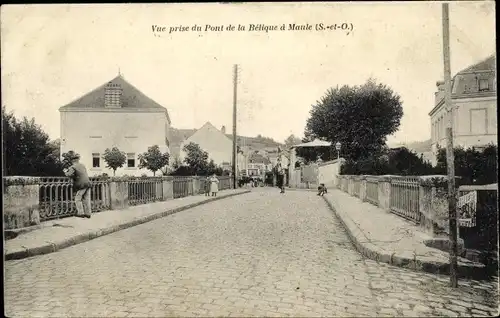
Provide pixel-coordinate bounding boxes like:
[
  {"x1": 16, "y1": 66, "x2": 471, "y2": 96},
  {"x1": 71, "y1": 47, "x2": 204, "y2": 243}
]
[
  {"x1": 341, "y1": 147, "x2": 434, "y2": 176},
  {"x1": 434, "y1": 144, "x2": 498, "y2": 185},
  {"x1": 295, "y1": 137, "x2": 336, "y2": 164},
  {"x1": 138, "y1": 145, "x2": 170, "y2": 176},
  {"x1": 170, "y1": 143, "x2": 228, "y2": 176},
  {"x1": 284, "y1": 134, "x2": 302, "y2": 149},
  {"x1": 2, "y1": 107, "x2": 65, "y2": 176},
  {"x1": 102, "y1": 147, "x2": 126, "y2": 176},
  {"x1": 302, "y1": 79, "x2": 403, "y2": 162},
  {"x1": 182, "y1": 142, "x2": 209, "y2": 174}
]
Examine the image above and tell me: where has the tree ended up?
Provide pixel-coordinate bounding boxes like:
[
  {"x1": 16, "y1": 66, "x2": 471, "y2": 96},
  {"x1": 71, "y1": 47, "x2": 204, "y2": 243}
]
[
  {"x1": 434, "y1": 144, "x2": 497, "y2": 185},
  {"x1": 138, "y1": 145, "x2": 170, "y2": 176},
  {"x1": 103, "y1": 147, "x2": 126, "y2": 176},
  {"x1": 182, "y1": 142, "x2": 209, "y2": 175},
  {"x1": 2, "y1": 107, "x2": 64, "y2": 176},
  {"x1": 303, "y1": 79, "x2": 403, "y2": 162},
  {"x1": 284, "y1": 134, "x2": 302, "y2": 150}
]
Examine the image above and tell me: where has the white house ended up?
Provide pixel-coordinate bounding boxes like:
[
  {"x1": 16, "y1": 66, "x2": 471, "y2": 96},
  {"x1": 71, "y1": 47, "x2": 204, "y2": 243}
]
[
  {"x1": 59, "y1": 74, "x2": 171, "y2": 176},
  {"x1": 178, "y1": 122, "x2": 233, "y2": 166},
  {"x1": 429, "y1": 55, "x2": 496, "y2": 165}
]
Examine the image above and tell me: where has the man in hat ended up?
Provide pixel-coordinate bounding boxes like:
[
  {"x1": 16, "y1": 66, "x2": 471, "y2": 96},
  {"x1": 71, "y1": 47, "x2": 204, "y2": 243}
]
[{"x1": 63, "y1": 151, "x2": 92, "y2": 218}]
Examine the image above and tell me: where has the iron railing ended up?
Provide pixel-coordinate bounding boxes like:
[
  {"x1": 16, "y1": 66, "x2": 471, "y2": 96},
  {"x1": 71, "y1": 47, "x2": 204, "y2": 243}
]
[
  {"x1": 9, "y1": 174, "x2": 234, "y2": 223},
  {"x1": 128, "y1": 178, "x2": 164, "y2": 206},
  {"x1": 173, "y1": 177, "x2": 193, "y2": 198},
  {"x1": 39, "y1": 177, "x2": 111, "y2": 221},
  {"x1": 390, "y1": 176, "x2": 421, "y2": 223},
  {"x1": 365, "y1": 177, "x2": 379, "y2": 205}
]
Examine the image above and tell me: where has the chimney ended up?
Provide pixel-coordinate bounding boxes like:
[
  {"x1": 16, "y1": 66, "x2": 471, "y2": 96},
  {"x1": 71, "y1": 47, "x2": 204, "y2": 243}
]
[
  {"x1": 104, "y1": 82, "x2": 122, "y2": 108},
  {"x1": 221, "y1": 126, "x2": 226, "y2": 134}
]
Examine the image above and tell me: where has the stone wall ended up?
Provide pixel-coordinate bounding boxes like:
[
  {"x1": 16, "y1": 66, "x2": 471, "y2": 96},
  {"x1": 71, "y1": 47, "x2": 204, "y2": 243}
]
[{"x1": 3, "y1": 177, "x2": 41, "y2": 229}]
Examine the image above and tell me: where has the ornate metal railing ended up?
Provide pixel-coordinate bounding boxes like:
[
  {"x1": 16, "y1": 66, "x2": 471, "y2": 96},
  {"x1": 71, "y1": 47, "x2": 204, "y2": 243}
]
[
  {"x1": 8, "y1": 174, "x2": 236, "y2": 224},
  {"x1": 128, "y1": 178, "x2": 164, "y2": 206},
  {"x1": 39, "y1": 177, "x2": 111, "y2": 221},
  {"x1": 365, "y1": 177, "x2": 379, "y2": 205},
  {"x1": 390, "y1": 176, "x2": 421, "y2": 223}
]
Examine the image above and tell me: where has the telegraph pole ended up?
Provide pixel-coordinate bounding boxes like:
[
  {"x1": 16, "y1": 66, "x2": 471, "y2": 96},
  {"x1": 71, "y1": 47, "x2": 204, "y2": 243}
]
[
  {"x1": 232, "y1": 64, "x2": 238, "y2": 189},
  {"x1": 442, "y1": 3, "x2": 458, "y2": 288}
]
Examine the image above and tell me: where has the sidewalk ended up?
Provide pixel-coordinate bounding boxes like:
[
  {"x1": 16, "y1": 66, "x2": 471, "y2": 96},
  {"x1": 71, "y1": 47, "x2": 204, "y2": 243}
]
[
  {"x1": 322, "y1": 189, "x2": 488, "y2": 280},
  {"x1": 5, "y1": 189, "x2": 250, "y2": 261}
]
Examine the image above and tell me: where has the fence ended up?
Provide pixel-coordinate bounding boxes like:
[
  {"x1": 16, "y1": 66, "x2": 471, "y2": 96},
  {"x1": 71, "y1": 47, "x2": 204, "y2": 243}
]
[
  {"x1": 39, "y1": 177, "x2": 112, "y2": 221},
  {"x1": 337, "y1": 174, "x2": 450, "y2": 225},
  {"x1": 389, "y1": 176, "x2": 421, "y2": 223},
  {"x1": 128, "y1": 178, "x2": 164, "y2": 206},
  {"x1": 365, "y1": 177, "x2": 379, "y2": 205},
  {"x1": 5, "y1": 175, "x2": 234, "y2": 226}
]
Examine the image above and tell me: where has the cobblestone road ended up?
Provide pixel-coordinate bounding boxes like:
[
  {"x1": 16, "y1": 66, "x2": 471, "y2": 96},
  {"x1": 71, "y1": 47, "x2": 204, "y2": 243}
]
[{"x1": 5, "y1": 189, "x2": 499, "y2": 317}]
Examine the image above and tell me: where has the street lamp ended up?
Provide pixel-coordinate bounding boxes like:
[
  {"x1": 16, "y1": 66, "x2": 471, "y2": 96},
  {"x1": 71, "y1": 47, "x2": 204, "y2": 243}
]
[{"x1": 335, "y1": 142, "x2": 341, "y2": 161}]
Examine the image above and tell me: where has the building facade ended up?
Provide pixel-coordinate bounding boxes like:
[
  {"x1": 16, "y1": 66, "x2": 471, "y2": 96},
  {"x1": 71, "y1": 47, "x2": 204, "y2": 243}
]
[
  {"x1": 178, "y1": 122, "x2": 233, "y2": 166},
  {"x1": 59, "y1": 75, "x2": 171, "y2": 176},
  {"x1": 429, "y1": 55, "x2": 497, "y2": 165}
]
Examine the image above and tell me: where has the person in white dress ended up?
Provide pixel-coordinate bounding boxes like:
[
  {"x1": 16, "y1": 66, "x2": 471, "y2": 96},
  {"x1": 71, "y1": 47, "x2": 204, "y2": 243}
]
[{"x1": 209, "y1": 174, "x2": 219, "y2": 197}]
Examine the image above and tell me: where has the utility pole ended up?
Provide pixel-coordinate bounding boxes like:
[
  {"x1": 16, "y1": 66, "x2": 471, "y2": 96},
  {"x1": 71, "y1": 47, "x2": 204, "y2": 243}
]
[
  {"x1": 442, "y1": 2, "x2": 458, "y2": 288},
  {"x1": 232, "y1": 64, "x2": 238, "y2": 189}
]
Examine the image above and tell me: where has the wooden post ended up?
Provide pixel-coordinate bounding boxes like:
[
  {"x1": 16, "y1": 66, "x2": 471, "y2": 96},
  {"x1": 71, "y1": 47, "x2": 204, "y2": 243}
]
[
  {"x1": 442, "y1": 3, "x2": 458, "y2": 288},
  {"x1": 232, "y1": 64, "x2": 238, "y2": 189}
]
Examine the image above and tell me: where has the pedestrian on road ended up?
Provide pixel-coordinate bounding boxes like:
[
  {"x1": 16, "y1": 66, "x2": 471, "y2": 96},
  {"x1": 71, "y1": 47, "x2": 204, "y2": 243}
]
[
  {"x1": 63, "y1": 151, "x2": 92, "y2": 219},
  {"x1": 317, "y1": 183, "x2": 328, "y2": 196},
  {"x1": 276, "y1": 162, "x2": 285, "y2": 194},
  {"x1": 205, "y1": 176, "x2": 210, "y2": 196},
  {"x1": 209, "y1": 174, "x2": 219, "y2": 197}
]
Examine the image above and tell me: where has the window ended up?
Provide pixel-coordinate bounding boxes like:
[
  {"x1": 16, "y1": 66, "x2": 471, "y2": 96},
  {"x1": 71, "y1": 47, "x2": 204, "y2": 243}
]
[
  {"x1": 92, "y1": 153, "x2": 100, "y2": 168},
  {"x1": 127, "y1": 153, "x2": 136, "y2": 168},
  {"x1": 478, "y1": 79, "x2": 489, "y2": 92}
]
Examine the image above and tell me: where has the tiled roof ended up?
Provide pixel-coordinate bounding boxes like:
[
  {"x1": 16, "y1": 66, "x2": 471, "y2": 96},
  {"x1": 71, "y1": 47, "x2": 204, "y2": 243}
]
[
  {"x1": 59, "y1": 75, "x2": 170, "y2": 121},
  {"x1": 249, "y1": 153, "x2": 271, "y2": 164},
  {"x1": 458, "y1": 55, "x2": 495, "y2": 74}
]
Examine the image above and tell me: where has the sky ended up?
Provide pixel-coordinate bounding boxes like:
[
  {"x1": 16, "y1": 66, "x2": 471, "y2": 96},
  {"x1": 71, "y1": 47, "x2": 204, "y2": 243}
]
[{"x1": 1, "y1": 2, "x2": 496, "y2": 145}]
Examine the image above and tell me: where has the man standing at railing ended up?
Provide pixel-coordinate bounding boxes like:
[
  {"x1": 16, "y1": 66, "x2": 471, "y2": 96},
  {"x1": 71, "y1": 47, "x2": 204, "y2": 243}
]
[{"x1": 63, "y1": 151, "x2": 92, "y2": 219}]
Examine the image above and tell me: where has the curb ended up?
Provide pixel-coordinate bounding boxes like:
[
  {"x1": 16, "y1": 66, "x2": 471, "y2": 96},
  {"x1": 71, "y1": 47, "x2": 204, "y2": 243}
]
[
  {"x1": 285, "y1": 188, "x2": 317, "y2": 192},
  {"x1": 5, "y1": 190, "x2": 251, "y2": 261},
  {"x1": 321, "y1": 196, "x2": 489, "y2": 280}
]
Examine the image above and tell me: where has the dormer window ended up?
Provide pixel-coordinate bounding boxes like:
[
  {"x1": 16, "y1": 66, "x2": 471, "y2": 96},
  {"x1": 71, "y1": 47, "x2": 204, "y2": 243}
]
[
  {"x1": 478, "y1": 79, "x2": 489, "y2": 92},
  {"x1": 104, "y1": 83, "x2": 122, "y2": 108}
]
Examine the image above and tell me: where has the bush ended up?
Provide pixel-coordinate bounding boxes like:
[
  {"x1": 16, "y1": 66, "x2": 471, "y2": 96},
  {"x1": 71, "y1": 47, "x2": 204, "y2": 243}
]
[
  {"x1": 341, "y1": 147, "x2": 434, "y2": 176},
  {"x1": 434, "y1": 144, "x2": 497, "y2": 185}
]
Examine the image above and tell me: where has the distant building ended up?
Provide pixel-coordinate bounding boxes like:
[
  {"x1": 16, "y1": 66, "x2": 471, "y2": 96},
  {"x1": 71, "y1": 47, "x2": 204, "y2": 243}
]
[
  {"x1": 59, "y1": 74, "x2": 171, "y2": 176},
  {"x1": 429, "y1": 55, "x2": 496, "y2": 165},
  {"x1": 247, "y1": 152, "x2": 270, "y2": 177},
  {"x1": 268, "y1": 148, "x2": 290, "y2": 168},
  {"x1": 178, "y1": 122, "x2": 233, "y2": 166}
]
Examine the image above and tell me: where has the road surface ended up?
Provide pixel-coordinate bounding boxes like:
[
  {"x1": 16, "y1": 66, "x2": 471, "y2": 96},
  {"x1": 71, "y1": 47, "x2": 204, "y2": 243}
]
[{"x1": 5, "y1": 189, "x2": 498, "y2": 317}]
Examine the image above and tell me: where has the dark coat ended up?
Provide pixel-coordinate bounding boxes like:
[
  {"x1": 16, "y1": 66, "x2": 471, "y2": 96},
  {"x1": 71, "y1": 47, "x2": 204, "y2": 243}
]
[{"x1": 66, "y1": 162, "x2": 91, "y2": 191}]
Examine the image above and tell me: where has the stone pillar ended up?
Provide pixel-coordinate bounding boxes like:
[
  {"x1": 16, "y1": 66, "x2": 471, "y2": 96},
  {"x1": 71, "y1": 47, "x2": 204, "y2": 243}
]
[
  {"x1": 162, "y1": 177, "x2": 174, "y2": 200},
  {"x1": 347, "y1": 176, "x2": 354, "y2": 195},
  {"x1": 359, "y1": 176, "x2": 367, "y2": 201},
  {"x1": 110, "y1": 181, "x2": 129, "y2": 210},
  {"x1": 419, "y1": 183, "x2": 443, "y2": 237},
  {"x1": 377, "y1": 176, "x2": 391, "y2": 212},
  {"x1": 3, "y1": 177, "x2": 41, "y2": 229}
]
